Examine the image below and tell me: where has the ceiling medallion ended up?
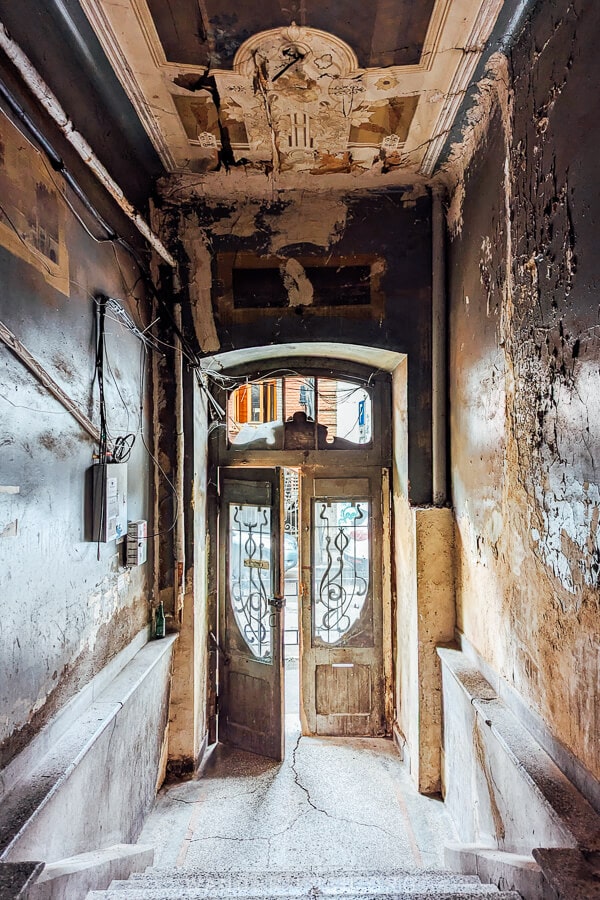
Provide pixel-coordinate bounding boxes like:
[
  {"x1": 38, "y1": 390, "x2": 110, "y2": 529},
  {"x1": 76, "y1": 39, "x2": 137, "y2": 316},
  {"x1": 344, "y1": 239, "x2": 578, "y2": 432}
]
[{"x1": 232, "y1": 24, "x2": 359, "y2": 80}]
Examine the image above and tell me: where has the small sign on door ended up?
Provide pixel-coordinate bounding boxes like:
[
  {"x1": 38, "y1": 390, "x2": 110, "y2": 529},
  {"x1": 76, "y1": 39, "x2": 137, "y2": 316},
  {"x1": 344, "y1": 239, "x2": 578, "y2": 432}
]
[{"x1": 244, "y1": 558, "x2": 270, "y2": 570}]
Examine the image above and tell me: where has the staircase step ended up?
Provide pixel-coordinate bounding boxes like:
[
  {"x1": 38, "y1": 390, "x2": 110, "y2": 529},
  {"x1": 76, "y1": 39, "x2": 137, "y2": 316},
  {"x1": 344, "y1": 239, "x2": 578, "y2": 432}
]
[
  {"x1": 129, "y1": 869, "x2": 485, "y2": 892},
  {"x1": 104, "y1": 885, "x2": 505, "y2": 897},
  {"x1": 87, "y1": 891, "x2": 522, "y2": 900},
  {"x1": 86, "y1": 869, "x2": 522, "y2": 900},
  {"x1": 86, "y1": 866, "x2": 523, "y2": 899}
]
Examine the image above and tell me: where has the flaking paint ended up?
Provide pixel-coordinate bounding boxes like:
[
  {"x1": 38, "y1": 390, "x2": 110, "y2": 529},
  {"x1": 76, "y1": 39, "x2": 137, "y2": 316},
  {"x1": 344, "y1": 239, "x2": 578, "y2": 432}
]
[{"x1": 448, "y1": 0, "x2": 600, "y2": 780}]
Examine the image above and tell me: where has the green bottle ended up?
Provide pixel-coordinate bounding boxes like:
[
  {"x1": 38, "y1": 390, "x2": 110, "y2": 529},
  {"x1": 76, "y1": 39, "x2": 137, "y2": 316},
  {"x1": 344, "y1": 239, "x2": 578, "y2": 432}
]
[{"x1": 155, "y1": 601, "x2": 166, "y2": 639}]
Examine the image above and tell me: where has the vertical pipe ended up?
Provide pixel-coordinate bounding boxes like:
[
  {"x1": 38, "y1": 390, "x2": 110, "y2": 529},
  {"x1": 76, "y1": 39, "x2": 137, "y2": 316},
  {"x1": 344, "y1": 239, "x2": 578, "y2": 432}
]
[
  {"x1": 432, "y1": 188, "x2": 448, "y2": 506},
  {"x1": 151, "y1": 298, "x2": 162, "y2": 609},
  {"x1": 174, "y1": 301, "x2": 185, "y2": 619}
]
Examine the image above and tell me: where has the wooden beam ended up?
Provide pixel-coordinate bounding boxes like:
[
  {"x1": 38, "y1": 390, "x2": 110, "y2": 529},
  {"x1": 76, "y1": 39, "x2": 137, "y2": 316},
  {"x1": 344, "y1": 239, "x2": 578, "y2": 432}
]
[{"x1": 0, "y1": 319, "x2": 100, "y2": 443}]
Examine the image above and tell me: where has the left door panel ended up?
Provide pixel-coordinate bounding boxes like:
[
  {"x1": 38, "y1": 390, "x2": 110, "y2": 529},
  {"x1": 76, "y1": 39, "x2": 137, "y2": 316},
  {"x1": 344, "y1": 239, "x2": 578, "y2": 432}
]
[{"x1": 218, "y1": 468, "x2": 284, "y2": 760}]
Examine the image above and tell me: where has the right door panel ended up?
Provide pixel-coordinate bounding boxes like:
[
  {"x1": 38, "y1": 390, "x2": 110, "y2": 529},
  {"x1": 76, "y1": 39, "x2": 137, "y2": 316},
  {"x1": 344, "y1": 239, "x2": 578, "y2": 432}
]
[{"x1": 300, "y1": 468, "x2": 386, "y2": 736}]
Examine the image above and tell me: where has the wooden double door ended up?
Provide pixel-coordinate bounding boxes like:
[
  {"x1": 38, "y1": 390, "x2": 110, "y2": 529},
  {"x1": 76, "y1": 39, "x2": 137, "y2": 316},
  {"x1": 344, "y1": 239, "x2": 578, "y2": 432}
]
[{"x1": 218, "y1": 466, "x2": 386, "y2": 761}]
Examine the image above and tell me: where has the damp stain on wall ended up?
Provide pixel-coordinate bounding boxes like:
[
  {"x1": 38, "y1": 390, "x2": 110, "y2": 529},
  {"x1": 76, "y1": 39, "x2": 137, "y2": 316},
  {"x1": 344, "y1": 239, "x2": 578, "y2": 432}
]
[{"x1": 448, "y1": 0, "x2": 600, "y2": 777}]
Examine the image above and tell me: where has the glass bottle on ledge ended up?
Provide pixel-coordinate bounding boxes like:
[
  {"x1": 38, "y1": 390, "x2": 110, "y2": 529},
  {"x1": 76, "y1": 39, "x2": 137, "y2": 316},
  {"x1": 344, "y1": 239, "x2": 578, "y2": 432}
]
[{"x1": 155, "y1": 601, "x2": 166, "y2": 639}]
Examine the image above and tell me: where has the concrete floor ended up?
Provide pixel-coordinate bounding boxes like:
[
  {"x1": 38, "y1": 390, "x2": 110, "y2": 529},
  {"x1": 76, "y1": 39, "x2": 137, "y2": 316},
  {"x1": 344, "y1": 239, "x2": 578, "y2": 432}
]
[{"x1": 139, "y1": 659, "x2": 457, "y2": 876}]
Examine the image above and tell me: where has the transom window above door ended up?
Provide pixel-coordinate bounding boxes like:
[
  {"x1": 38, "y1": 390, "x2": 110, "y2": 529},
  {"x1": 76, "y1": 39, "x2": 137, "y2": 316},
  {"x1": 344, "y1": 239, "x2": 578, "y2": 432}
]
[{"x1": 227, "y1": 376, "x2": 372, "y2": 450}]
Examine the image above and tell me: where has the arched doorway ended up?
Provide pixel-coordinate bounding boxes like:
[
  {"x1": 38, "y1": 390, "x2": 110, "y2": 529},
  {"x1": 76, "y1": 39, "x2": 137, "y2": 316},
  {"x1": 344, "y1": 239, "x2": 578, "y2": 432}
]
[{"x1": 207, "y1": 350, "x2": 400, "y2": 761}]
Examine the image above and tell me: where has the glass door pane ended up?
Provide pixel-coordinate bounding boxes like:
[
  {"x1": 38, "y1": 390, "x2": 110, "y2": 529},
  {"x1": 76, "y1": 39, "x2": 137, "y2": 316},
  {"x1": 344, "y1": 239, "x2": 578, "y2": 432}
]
[
  {"x1": 312, "y1": 499, "x2": 372, "y2": 647},
  {"x1": 228, "y1": 502, "x2": 273, "y2": 661}
]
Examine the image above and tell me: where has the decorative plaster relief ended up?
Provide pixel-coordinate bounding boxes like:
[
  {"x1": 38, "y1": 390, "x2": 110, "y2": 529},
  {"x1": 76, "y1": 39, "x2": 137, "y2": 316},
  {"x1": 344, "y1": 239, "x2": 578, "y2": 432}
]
[{"x1": 79, "y1": 0, "x2": 505, "y2": 181}]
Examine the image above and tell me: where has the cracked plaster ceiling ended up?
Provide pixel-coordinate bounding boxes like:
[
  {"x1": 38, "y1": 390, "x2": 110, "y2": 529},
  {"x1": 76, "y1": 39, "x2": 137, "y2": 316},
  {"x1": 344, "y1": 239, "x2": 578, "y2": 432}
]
[{"x1": 80, "y1": 0, "x2": 504, "y2": 188}]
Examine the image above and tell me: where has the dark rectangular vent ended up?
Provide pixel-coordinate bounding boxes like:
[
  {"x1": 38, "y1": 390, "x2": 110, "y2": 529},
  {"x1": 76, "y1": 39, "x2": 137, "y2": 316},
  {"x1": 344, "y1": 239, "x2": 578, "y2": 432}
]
[
  {"x1": 232, "y1": 264, "x2": 371, "y2": 309},
  {"x1": 306, "y1": 266, "x2": 371, "y2": 306},
  {"x1": 232, "y1": 268, "x2": 288, "y2": 309}
]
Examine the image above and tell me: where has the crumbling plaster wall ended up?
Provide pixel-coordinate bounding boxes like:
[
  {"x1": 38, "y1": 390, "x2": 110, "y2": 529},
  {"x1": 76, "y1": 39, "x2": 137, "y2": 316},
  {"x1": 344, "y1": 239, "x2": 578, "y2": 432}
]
[
  {"x1": 0, "y1": 114, "x2": 154, "y2": 770},
  {"x1": 157, "y1": 184, "x2": 435, "y2": 503},
  {"x1": 447, "y1": 0, "x2": 600, "y2": 780},
  {"x1": 167, "y1": 373, "x2": 210, "y2": 772}
]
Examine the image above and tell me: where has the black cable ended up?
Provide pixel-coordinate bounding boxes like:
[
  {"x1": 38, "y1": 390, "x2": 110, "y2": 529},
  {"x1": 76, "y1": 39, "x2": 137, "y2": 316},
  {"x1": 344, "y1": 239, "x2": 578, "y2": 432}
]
[
  {"x1": 94, "y1": 294, "x2": 108, "y2": 560},
  {"x1": 112, "y1": 433, "x2": 135, "y2": 463},
  {"x1": 95, "y1": 294, "x2": 108, "y2": 461},
  {"x1": 0, "y1": 77, "x2": 119, "y2": 244}
]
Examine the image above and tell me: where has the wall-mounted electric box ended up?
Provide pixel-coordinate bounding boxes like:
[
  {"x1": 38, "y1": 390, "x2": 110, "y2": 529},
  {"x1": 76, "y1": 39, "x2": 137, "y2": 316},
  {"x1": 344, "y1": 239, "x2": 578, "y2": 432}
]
[
  {"x1": 91, "y1": 462, "x2": 128, "y2": 542},
  {"x1": 127, "y1": 519, "x2": 147, "y2": 566}
]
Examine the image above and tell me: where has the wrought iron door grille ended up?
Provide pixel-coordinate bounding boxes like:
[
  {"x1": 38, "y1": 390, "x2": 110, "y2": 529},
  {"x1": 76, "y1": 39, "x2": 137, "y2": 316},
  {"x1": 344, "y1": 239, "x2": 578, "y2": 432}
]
[
  {"x1": 312, "y1": 500, "x2": 370, "y2": 645},
  {"x1": 228, "y1": 503, "x2": 272, "y2": 660}
]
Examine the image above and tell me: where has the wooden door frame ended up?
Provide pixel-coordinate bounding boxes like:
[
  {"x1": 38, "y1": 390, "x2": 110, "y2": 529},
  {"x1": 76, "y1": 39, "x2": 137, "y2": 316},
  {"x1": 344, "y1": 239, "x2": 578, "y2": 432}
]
[
  {"x1": 208, "y1": 364, "x2": 394, "y2": 748},
  {"x1": 299, "y1": 466, "x2": 389, "y2": 737},
  {"x1": 217, "y1": 467, "x2": 285, "y2": 760}
]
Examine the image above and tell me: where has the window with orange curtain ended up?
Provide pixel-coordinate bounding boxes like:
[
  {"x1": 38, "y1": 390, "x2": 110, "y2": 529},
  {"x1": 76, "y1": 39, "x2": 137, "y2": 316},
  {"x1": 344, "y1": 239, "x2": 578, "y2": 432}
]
[{"x1": 233, "y1": 381, "x2": 277, "y2": 424}]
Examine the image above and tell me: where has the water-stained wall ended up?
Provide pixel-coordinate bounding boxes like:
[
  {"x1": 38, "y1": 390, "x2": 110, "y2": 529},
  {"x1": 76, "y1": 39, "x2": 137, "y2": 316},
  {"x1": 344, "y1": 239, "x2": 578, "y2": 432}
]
[
  {"x1": 0, "y1": 105, "x2": 154, "y2": 770},
  {"x1": 156, "y1": 184, "x2": 434, "y2": 502},
  {"x1": 448, "y1": 0, "x2": 600, "y2": 781}
]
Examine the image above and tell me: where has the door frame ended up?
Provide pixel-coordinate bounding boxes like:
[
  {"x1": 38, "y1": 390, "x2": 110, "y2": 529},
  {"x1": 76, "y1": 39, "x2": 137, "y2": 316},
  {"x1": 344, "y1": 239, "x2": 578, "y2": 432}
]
[
  {"x1": 217, "y1": 467, "x2": 285, "y2": 760},
  {"x1": 300, "y1": 466, "x2": 387, "y2": 737},
  {"x1": 215, "y1": 462, "x2": 393, "y2": 751},
  {"x1": 208, "y1": 362, "x2": 394, "y2": 753}
]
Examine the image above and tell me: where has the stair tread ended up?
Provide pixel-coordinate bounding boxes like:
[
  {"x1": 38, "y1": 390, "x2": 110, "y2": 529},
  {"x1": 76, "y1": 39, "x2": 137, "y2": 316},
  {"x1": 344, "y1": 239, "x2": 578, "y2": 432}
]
[
  {"x1": 135, "y1": 867, "x2": 483, "y2": 877},
  {"x1": 107, "y1": 885, "x2": 505, "y2": 895},
  {"x1": 86, "y1": 865, "x2": 522, "y2": 899},
  {"x1": 129, "y1": 870, "x2": 484, "y2": 886},
  {"x1": 88, "y1": 885, "x2": 521, "y2": 900}
]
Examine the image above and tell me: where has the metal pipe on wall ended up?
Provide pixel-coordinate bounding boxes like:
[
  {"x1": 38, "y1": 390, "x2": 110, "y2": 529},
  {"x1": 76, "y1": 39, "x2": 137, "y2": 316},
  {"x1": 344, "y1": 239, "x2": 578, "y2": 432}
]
[
  {"x1": 174, "y1": 300, "x2": 186, "y2": 619},
  {"x1": 431, "y1": 188, "x2": 448, "y2": 506},
  {"x1": 0, "y1": 21, "x2": 176, "y2": 268}
]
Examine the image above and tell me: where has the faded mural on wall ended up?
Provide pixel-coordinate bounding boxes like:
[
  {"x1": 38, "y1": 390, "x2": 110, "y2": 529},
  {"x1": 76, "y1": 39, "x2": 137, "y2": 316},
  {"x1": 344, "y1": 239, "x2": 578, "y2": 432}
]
[{"x1": 0, "y1": 111, "x2": 69, "y2": 295}]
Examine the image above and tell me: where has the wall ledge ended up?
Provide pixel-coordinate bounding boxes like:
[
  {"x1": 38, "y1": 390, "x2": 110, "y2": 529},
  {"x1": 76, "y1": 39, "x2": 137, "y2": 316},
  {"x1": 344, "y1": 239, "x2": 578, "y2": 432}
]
[
  {"x1": 0, "y1": 635, "x2": 176, "y2": 863},
  {"x1": 457, "y1": 631, "x2": 600, "y2": 820},
  {"x1": 1, "y1": 626, "x2": 150, "y2": 800},
  {"x1": 445, "y1": 843, "x2": 546, "y2": 900},
  {"x1": 438, "y1": 646, "x2": 600, "y2": 853},
  {"x1": 27, "y1": 843, "x2": 154, "y2": 900}
]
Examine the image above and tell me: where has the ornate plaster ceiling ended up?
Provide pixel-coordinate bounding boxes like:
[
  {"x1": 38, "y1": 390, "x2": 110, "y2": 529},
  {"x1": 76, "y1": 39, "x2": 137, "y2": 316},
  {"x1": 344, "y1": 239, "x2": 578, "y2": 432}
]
[{"x1": 80, "y1": 0, "x2": 504, "y2": 186}]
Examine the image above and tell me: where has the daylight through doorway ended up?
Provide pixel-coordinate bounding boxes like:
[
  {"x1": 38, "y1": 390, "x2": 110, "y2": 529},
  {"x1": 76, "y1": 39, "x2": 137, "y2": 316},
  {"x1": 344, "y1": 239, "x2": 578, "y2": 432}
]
[{"x1": 283, "y1": 467, "x2": 300, "y2": 725}]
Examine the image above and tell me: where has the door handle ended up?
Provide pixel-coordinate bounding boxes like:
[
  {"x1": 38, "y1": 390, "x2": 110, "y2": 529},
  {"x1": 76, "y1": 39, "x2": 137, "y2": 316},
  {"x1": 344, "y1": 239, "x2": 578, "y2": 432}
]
[{"x1": 268, "y1": 594, "x2": 284, "y2": 628}]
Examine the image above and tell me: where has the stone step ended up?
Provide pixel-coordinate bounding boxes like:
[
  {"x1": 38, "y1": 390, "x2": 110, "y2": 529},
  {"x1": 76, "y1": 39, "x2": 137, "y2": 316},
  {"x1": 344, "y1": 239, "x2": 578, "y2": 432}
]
[
  {"x1": 86, "y1": 869, "x2": 522, "y2": 900},
  {"x1": 87, "y1": 891, "x2": 522, "y2": 900},
  {"x1": 129, "y1": 869, "x2": 486, "y2": 892},
  {"x1": 86, "y1": 865, "x2": 523, "y2": 900}
]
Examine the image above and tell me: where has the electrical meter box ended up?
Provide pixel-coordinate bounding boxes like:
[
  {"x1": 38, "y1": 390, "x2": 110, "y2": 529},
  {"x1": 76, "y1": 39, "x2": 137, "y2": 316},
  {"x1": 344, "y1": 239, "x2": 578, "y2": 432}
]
[
  {"x1": 91, "y1": 462, "x2": 128, "y2": 542},
  {"x1": 127, "y1": 519, "x2": 148, "y2": 566}
]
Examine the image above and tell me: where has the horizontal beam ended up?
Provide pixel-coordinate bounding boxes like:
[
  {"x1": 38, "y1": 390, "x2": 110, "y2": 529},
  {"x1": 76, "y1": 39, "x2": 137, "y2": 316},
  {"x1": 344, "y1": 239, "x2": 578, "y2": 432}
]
[{"x1": 0, "y1": 318, "x2": 101, "y2": 442}]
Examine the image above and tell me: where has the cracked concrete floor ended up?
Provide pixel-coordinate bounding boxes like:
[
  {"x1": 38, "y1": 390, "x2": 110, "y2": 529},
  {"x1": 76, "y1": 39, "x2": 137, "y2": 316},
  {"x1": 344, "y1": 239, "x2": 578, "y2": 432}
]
[{"x1": 138, "y1": 659, "x2": 457, "y2": 873}]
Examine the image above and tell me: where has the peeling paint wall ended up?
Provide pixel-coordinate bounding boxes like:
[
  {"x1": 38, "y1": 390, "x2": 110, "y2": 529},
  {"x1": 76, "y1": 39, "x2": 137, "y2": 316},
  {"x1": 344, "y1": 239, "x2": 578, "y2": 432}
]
[
  {"x1": 0, "y1": 108, "x2": 153, "y2": 769},
  {"x1": 448, "y1": 0, "x2": 600, "y2": 780},
  {"x1": 158, "y1": 185, "x2": 435, "y2": 503},
  {"x1": 167, "y1": 373, "x2": 210, "y2": 773}
]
